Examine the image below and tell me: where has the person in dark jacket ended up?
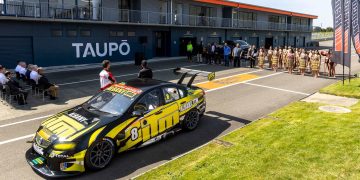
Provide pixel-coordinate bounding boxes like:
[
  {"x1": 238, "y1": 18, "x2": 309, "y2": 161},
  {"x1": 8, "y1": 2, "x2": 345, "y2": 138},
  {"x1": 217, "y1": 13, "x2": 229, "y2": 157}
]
[
  {"x1": 196, "y1": 42, "x2": 203, "y2": 63},
  {"x1": 38, "y1": 68, "x2": 59, "y2": 100},
  {"x1": 248, "y1": 45, "x2": 258, "y2": 68},
  {"x1": 25, "y1": 64, "x2": 32, "y2": 81},
  {"x1": 138, "y1": 60, "x2": 153, "y2": 79},
  {"x1": 5, "y1": 71, "x2": 28, "y2": 105}
]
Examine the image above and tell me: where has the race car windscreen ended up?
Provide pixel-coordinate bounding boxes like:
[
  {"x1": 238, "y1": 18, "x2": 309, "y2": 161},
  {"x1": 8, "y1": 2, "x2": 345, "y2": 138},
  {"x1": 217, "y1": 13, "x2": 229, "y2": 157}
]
[{"x1": 84, "y1": 85, "x2": 142, "y2": 116}]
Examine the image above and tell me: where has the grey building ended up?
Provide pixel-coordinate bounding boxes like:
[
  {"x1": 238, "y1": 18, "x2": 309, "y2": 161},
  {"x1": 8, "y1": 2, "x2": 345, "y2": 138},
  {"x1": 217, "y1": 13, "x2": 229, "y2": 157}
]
[{"x1": 0, "y1": 0, "x2": 317, "y2": 67}]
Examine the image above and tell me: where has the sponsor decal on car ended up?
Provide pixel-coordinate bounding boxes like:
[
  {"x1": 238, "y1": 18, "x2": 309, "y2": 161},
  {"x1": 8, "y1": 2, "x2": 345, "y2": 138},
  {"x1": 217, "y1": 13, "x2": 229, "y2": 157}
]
[
  {"x1": 180, "y1": 98, "x2": 199, "y2": 112},
  {"x1": 68, "y1": 112, "x2": 88, "y2": 123},
  {"x1": 49, "y1": 152, "x2": 70, "y2": 158},
  {"x1": 106, "y1": 84, "x2": 142, "y2": 98},
  {"x1": 30, "y1": 157, "x2": 45, "y2": 166}
]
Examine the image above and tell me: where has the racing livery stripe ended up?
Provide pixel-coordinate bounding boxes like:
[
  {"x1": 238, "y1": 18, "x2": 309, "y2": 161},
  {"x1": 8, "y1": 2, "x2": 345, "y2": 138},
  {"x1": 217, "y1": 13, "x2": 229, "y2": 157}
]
[
  {"x1": 67, "y1": 122, "x2": 99, "y2": 141},
  {"x1": 105, "y1": 117, "x2": 137, "y2": 139},
  {"x1": 88, "y1": 126, "x2": 106, "y2": 147}
]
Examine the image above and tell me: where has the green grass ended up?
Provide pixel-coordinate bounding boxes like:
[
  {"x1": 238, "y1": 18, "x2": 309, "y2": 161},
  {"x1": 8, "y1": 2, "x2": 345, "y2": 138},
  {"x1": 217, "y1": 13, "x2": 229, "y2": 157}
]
[
  {"x1": 137, "y1": 101, "x2": 360, "y2": 180},
  {"x1": 320, "y1": 78, "x2": 360, "y2": 99}
]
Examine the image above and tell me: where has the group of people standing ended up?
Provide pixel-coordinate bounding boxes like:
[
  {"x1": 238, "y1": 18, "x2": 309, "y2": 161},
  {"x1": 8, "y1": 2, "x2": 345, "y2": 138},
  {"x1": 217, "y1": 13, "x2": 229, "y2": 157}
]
[
  {"x1": 259, "y1": 46, "x2": 335, "y2": 78},
  {"x1": 187, "y1": 41, "x2": 336, "y2": 78}
]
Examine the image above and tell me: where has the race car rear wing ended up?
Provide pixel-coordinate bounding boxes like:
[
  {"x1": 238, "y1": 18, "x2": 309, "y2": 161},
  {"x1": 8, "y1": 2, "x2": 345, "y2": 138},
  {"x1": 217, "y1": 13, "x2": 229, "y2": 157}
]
[{"x1": 173, "y1": 67, "x2": 215, "y2": 87}]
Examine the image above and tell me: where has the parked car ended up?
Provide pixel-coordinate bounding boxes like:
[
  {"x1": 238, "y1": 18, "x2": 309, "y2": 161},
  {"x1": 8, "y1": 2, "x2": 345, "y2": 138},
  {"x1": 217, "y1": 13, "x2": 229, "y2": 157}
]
[{"x1": 26, "y1": 68, "x2": 214, "y2": 178}]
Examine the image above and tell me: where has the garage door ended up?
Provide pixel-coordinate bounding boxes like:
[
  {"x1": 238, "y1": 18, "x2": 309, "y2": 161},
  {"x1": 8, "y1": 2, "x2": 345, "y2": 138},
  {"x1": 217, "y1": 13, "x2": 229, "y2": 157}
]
[{"x1": 0, "y1": 37, "x2": 33, "y2": 68}]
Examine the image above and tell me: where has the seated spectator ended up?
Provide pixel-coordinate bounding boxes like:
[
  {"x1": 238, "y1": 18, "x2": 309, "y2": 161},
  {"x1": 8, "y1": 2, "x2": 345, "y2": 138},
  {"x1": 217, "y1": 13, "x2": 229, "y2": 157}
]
[
  {"x1": 30, "y1": 65, "x2": 40, "y2": 84},
  {"x1": 5, "y1": 71, "x2": 28, "y2": 105},
  {"x1": 15, "y1": 61, "x2": 22, "y2": 79},
  {"x1": 25, "y1": 64, "x2": 33, "y2": 81},
  {"x1": 38, "y1": 68, "x2": 59, "y2": 100},
  {"x1": 19, "y1": 62, "x2": 27, "y2": 80},
  {"x1": 138, "y1": 60, "x2": 153, "y2": 79},
  {"x1": 0, "y1": 66, "x2": 8, "y2": 86}
]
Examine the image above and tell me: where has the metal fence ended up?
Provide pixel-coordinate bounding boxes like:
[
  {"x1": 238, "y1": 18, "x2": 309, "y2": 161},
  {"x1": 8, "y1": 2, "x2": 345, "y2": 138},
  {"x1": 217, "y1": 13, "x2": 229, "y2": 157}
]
[{"x1": 0, "y1": 2, "x2": 312, "y2": 32}]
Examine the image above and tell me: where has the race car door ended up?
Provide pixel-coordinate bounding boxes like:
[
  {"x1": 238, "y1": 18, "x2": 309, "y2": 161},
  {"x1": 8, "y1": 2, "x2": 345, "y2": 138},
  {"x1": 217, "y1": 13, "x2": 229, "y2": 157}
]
[
  {"x1": 158, "y1": 86, "x2": 180, "y2": 132},
  {"x1": 133, "y1": 88, "x2": 164, "y2": 142},
  {"x1": 137, "y1": 87, "x2": 180, "y2": 142}
]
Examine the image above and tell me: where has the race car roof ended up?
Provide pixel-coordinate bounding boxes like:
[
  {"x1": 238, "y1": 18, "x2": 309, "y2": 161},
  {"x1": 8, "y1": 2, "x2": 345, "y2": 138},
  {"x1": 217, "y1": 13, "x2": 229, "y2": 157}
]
[{"x1": 121, "y1": 78, "x2": 173, "y2": 91}]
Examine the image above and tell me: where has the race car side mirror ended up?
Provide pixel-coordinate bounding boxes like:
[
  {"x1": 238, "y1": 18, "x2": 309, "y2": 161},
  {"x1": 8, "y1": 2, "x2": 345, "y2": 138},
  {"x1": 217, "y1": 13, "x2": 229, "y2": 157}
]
[{"x1": 132, "y1": 110, "x2": 144, "y2": 117}]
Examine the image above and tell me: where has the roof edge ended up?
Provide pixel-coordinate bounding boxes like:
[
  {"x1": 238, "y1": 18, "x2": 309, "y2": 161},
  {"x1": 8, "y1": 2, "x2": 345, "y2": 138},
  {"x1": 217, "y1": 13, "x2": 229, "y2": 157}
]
[{"x1": 194, "y1": 0, "x2": 318, "y2": 19}]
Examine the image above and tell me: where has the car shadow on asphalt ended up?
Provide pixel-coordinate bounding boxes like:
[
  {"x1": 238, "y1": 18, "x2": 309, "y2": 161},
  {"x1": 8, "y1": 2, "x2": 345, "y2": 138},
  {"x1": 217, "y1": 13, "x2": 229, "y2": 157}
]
[{"x1": 56, "y1": 112, "x2": 251, "y2": 180}]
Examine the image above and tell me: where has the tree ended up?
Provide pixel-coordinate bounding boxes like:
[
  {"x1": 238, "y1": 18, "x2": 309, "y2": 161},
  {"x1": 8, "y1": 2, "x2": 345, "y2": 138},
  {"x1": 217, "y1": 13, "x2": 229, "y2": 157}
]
[
  {"x1": 313, "y1": 26, "x2": 322, "y2": 32},
  {"x1": 325, "y1": 27, "x2": 334, "y2": 32}
]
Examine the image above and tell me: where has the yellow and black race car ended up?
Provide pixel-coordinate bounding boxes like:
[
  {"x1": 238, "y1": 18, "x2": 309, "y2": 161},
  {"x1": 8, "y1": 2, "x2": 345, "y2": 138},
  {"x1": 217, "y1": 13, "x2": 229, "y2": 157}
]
[{"x1": 26, "y1": 68, "x2": 215, "y2": 177}]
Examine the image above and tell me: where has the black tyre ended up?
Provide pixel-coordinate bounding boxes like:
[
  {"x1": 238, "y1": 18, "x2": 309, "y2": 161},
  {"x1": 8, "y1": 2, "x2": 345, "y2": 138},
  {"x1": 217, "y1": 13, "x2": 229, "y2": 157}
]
[
  {"x1": 182, "y1": 109, "x2": 200, "y2": 131},
  {"x1": 85, "y1": 138, "x2": 115, "y2": 170}
]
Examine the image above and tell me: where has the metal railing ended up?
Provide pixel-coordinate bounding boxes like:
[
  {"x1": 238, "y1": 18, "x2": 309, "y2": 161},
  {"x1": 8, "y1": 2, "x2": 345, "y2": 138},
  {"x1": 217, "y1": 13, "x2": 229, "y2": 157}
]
[{"x1": 0, "y1": 2, "x2": 312, "y2": 32}]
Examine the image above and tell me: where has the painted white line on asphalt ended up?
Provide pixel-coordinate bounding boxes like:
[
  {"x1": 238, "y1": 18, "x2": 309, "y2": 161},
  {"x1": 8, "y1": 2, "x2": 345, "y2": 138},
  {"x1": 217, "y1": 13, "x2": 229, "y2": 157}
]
[
  {"x1": 0, "y1": 134, "x2": 34, "y2": 146},
  {"x1": 58, "y1": 64, "x2": 206, "y2": 86},
  {"x1": 205, "y1": 72, "x2": 283, "y2": 93},
  {"x1": 243, "y1": 82, "x2": 311, "y2": 96},
  {"x1": 0, "y1": 115, "x2": 52, "y2": 128}
]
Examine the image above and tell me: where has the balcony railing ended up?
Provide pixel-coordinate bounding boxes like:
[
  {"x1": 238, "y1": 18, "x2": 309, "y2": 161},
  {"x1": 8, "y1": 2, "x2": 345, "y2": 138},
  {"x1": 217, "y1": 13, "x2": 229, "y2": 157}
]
[{"x1": 0, "y1": 3, "x2": 312, "y2": 32}]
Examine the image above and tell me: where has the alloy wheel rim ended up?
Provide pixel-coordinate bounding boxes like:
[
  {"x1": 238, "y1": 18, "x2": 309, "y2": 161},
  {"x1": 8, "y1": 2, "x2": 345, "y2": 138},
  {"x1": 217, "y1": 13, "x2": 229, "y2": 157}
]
[
  {"x1": 186, "y1": 111, "x2": 199, "y2": 129},
  {"x1": 90, "y1": 140, "x2": 113, "y2": 168}
]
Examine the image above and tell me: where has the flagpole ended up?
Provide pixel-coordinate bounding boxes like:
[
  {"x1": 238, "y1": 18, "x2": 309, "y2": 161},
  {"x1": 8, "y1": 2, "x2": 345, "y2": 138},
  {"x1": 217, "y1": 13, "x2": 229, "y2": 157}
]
[
  {"x1": 349, "y1": 66, "x2": 351, "y2": 83},
  {"x1": 343, "y1": 51, "x2": 345, "y2": 85}
]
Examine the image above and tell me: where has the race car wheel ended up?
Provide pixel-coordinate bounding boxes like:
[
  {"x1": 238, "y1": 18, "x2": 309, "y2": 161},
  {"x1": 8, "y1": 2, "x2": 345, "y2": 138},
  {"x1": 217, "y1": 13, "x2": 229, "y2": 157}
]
[
  {"x1": 182, "y1": 110, "x2": 200, "y2": 131},
  {"x1": 85, "y1": 138, "x2": 115, "y2": 170}
]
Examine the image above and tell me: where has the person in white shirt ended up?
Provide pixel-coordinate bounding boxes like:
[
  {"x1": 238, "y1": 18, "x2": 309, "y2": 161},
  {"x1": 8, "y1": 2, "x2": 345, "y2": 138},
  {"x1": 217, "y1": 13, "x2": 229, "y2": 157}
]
[
  {"x1": 30, "y1": 65, "x2": 40, "y2": 84},
  {"x1": 19, "y1": 62, "x2": 27, "y2": 77},
  {"x1": 99, "y1": 60, "x2": 116, "y2": 90},
  {"x1": 14, "y1": 61, "x2": 23, "y2": 79},
  {"x1": 0, "y1": 66, "x2": 8, "y2": 86},
  {"x1": 15, "y1": 61, "x2": 22, "y2": 73}
]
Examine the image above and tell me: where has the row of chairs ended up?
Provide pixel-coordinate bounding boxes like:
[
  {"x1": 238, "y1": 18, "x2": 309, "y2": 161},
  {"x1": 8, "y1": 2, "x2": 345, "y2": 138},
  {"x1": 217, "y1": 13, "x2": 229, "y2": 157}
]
[
  {"x1": 16, "y1": 72, "x2": 50, "y2": 102},
  {"x1": 0, "y1": 77, "x2": 49, "y2": 106},
  {"x1": 0, "y1": 84, "x2": 26, "y2": 105}
]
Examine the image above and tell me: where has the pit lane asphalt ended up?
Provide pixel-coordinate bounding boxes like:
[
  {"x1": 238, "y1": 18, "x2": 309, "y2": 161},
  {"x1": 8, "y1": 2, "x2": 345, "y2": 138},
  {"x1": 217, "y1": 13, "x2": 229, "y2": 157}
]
[{"x1": 0, "y1": 58, "x2": 358, "y2": 179}]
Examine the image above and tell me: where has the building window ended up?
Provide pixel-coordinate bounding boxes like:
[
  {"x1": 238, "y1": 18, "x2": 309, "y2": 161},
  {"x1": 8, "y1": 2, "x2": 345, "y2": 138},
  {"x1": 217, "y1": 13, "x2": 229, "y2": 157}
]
[
  {"x1": 128, "y1": 32, "x2": 136, "y2": 37},
  {"x1": 67, "y1": 30, "x2": 77, "y2": 37},
  {"x1": 80, "y1": 30, "x2": 91, "y2": 37},
  {"x1": 77, "y1": 0, "x2": 102, "y2": 20},
  {"x1": 51, "y1": 30, "x2": 63, "y2": 37},
  {"x1": 269, "y1": 15, "x2": 285, "y2": 24},
  {"x1": 189, "y1": 5, "x2": 216, "y2": 26},
  {"x1": 110, "y1": 31, "x2": 124, "y2": 37}
]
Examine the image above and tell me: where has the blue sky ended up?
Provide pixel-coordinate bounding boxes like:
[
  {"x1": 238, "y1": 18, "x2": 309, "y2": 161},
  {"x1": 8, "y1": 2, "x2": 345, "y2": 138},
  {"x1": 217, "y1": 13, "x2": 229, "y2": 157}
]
[{"x1": 233, "y1": 0, "x2": 333, "y2": 28}]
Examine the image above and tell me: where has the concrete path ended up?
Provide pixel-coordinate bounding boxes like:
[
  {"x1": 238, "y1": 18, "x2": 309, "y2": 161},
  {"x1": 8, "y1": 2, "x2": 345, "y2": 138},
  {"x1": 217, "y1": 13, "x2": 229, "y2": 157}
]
[{"x1": 302, "y1": 92, "x2": 359, "y2": 107}]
